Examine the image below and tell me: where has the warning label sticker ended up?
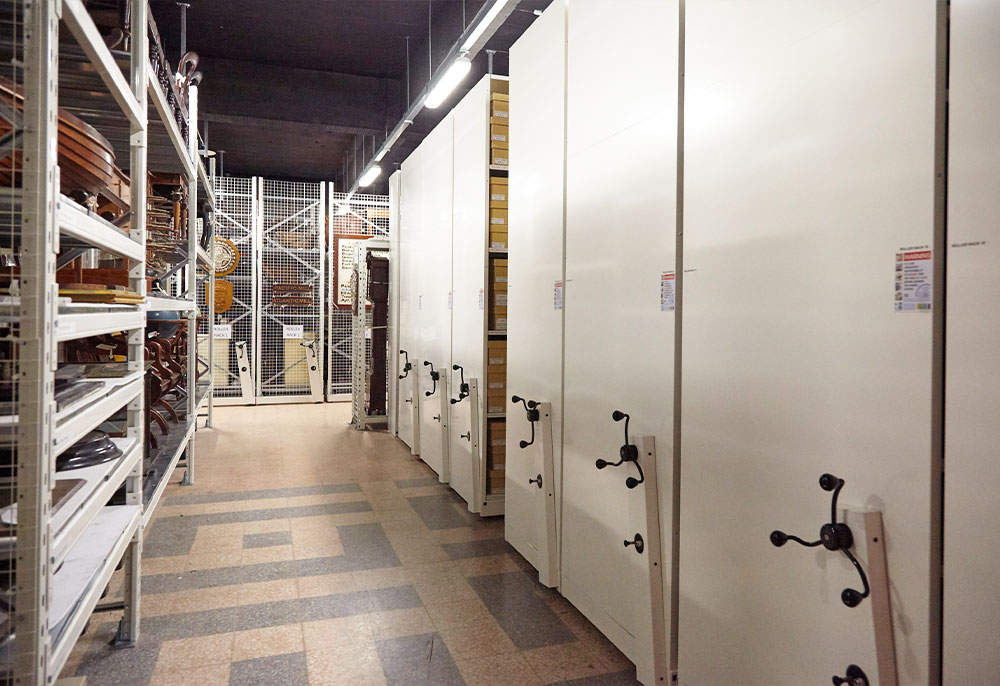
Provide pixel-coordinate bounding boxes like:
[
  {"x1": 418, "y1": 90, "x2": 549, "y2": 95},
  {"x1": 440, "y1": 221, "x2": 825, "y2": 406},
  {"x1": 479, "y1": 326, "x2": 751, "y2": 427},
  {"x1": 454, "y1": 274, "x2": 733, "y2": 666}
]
[
  {"x1": 894, "y1": 248, "x2": 932, "y2": 312},
  {"x1": 661, "y1": 271, "x2": 675, "y2": 312},
  {"x1": 554, "y1": 281, "x2": 564, "y2": 310}
]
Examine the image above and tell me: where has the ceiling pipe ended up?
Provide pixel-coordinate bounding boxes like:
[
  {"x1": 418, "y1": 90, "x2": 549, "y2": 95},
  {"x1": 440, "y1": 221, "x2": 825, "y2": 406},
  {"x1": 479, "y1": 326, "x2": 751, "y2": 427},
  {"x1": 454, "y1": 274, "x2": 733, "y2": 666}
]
[{"x1": 345, "y1": 0, "x2": 519, "y2": 198}]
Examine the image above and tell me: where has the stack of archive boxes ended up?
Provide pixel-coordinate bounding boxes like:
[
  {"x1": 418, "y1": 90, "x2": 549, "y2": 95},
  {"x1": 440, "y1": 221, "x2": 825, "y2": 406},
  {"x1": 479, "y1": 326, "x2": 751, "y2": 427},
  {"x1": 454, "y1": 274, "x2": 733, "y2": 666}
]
[
  {"x1": 487, "y1": 340, "x2": 507, "y2": 495},
  {"x1": 486, "y1": 78, "x2": 509, "y2": 497}
]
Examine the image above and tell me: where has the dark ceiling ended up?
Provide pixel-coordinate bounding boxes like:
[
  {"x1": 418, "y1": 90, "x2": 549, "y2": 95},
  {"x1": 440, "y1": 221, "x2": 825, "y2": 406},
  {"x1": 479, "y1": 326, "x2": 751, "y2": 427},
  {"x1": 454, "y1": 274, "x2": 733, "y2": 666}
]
[{"x1": 150, "y1": 0, "x2": 551, "y2": 193}]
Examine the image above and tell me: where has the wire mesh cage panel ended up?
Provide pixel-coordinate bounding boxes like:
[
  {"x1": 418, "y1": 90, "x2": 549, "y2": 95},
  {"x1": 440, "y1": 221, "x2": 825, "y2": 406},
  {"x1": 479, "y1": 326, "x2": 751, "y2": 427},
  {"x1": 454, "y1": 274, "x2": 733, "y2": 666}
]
[
  {"x1": 257, "y1": 179, "x2": 325, "y2": 401},
  {"x1": 328, "y1": 190, "x2": 390, "y2": 400},
  {"x1": 202, "y1": 176, "x2": 256, "y2": 403}
]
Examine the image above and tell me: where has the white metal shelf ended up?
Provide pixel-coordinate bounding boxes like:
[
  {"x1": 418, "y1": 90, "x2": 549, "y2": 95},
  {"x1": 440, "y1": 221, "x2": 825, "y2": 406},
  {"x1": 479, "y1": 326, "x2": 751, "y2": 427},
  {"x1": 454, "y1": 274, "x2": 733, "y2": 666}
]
[
  {"x1": 55, "y1": 305, "x2": 145, "y2": 342},
  {"x1": 61, "y1": 0, "x2": 144, "y2": 127},
  {"x1": 50, "y1": 437, "x2": 141, "y2": 567},
  {"x1": 0, "y1": 437, "x2": 138, "y2": 563},
  {"x1": 58, "y1": 194, "x2": 144, "y2": 262},
  {"x1": 142, "y1": 416, "x2": 196, "y2": 527},
  {"x1": 146, "y1": 294, "x2": 196, "y2": 312},
  {"x1": 481, "y1": 494, "x2": 505, "y2": 517},
  {"x1": 49, "y1": 505, "x2": 142, "y2": 677},
  {"x1": 488, "y1": 248, "x2": 509, "y2": 255},
  {"x1": 147, "y1": 70, "x2": 196, "y2": 178},
  {"x1": 53, "y1": 371, "x2": 143, "y2": 452},
  {"x1": 197, "y1": 245, "x2": 212, "y2": 267}
]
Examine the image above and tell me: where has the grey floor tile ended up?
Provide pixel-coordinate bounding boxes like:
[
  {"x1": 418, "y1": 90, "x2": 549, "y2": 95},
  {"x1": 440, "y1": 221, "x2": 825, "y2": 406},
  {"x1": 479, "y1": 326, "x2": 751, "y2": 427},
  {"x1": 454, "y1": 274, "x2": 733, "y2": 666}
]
[
  {"x1": 297, "y1": 588, "x2": 375, "y2": 622},
  {"x1": 467, "y1": 572, "x2": 576, "y2": 650},
  {"x1": 441, "y1": 537, "x2": 516, "y2": 560},
  {"x1": 72, "y1": 630, "x2": 161, "y2": 686},
  {"x1": 394, "y1": 477, "x2": 441, "y2": 488},
  {"x1": 168, "y1": 482, "x2": 361, "y2": 505},
  {"x1": 144, "y1": 501, "x2": 374, "y2": 558},
  {"x1": 551, "y1": 671, "x2": 641, "y2": 685},
  {"x1": 407, "y1": 493, "x2": 481, "y2": 531},
  {"x1": 144, "y1": 523, "x2": 399, "y2": 594},
  {"x1": 229, "y1": 652, "x2": 309, "y2": 686},
  {"x1": 243, "y1": 530, "x2": 293, "y2": 548},
  {"x1": 142, "y1": 598, "x2": 301, "y2": 641},
  {"x1": 376, "y1": 632, "x2": 465, "y2": 686},
  {"x1": 369, "y1": 584, "x2": 423, "y2": 612}
]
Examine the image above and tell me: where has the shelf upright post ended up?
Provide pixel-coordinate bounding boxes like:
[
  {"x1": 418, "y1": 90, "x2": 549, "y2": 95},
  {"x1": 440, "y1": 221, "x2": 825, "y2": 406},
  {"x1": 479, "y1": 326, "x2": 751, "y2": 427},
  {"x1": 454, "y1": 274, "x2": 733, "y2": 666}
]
[
  {"x1": 206, "y1": 153, "x2": 215, "y2": 427},
  {"x1": 15, "y1": 0, "x2": 60, "y2": 682},
  {"x1": 183, "y1": 83, "x2": 198, "y2": 485},
  {"x1": 116, "y1": 0, "x2": 149, "y2": 646}
]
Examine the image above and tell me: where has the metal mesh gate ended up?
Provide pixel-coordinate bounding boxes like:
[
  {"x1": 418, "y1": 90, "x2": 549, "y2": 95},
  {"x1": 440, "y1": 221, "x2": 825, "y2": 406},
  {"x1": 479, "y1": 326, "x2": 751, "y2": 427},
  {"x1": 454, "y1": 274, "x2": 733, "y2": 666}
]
[
  {"x1": 257, "y1": 179, "x2": 325, "y2": 401},
  {"x1": 203, "y1": 176, "x2": 256, "y2": 403},
  {"x1": 327, "y1": 192, "x2": 390, "y2": 399}
]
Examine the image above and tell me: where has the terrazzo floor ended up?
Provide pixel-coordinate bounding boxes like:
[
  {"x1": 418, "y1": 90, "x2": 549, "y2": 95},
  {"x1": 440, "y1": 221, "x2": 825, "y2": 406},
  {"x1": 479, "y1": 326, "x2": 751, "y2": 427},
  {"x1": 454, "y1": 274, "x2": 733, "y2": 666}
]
[{"x1": 62, "y1": 403, "x2": 640, "y2": 685}]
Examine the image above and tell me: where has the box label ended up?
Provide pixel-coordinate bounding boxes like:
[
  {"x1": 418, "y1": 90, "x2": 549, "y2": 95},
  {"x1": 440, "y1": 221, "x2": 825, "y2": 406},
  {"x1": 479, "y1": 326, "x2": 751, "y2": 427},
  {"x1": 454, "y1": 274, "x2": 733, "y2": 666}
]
[
  {"x1": 554, "y1": 280, "x2": 564, "y2": 310},
  {"x1": 213, "y1": 324, "x2": 232, "y2": 339},
  {"x1": 661, "y1": 271, "x2": 675, "y2": 312},
  {"x1": 282, "y1": 324, "x2": 304, "y2": 339},
  {"x1": 894, "y1": 247, "x2": 932, "y2": 312},
  {"x1": 495, "y1": 293, "x2": 508, "y2": 307},
  {"x1": 491, "y1": 193, "x2": 506, "y2": 201}
]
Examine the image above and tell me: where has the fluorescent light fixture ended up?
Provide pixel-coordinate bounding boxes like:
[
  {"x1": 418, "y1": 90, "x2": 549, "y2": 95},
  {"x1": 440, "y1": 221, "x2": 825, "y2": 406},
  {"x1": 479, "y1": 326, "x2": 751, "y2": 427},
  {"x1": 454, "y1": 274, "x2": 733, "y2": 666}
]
[
  {"x1": 358, "y1": 165, "x2": 382, "y2": 187},
  {"x1": 373, "y1": 121, "x2": 412, "y2": 163},
  {"x1": 425, "y1": 56, "x2": 472, "y2": 109},
  {"x1": 461, "y1": 0, "x2": 510, "y2": 52}
]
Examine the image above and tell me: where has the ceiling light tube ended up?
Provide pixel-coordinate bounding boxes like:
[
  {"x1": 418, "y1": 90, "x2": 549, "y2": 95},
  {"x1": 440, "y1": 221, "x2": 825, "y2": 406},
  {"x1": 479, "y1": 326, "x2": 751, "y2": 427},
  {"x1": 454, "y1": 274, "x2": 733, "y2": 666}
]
[
  {"x1": 358, "y1": 165, "x2": 382, "y2": 187},
  {"x1": 374, "y1": 120, "x2": 412, "y2": 162},
  {"x1": 425, "y1": 56, "x2": 472, "y2": 109},
  {"x1": 461, "y1": 0, "x2": 510, "y2": 52}
]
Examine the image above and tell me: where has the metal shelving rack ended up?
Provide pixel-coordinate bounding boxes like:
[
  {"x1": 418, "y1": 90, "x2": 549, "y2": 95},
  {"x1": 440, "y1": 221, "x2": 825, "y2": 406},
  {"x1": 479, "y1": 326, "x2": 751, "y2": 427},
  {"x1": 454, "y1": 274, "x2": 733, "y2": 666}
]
[
  {"x1": 4, "y1": 0, "x2": 214, "y2": 681},
  {"x1": 350, "y1": 238, "x2": 390, "y2": 429}
]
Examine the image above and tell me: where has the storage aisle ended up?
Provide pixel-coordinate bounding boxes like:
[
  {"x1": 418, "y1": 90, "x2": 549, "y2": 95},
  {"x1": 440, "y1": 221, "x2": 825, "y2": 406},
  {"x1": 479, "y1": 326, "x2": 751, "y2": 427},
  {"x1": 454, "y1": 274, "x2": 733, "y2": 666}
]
[{"x1": 62, "y1": 405, "x2": 637, "y2": 686}]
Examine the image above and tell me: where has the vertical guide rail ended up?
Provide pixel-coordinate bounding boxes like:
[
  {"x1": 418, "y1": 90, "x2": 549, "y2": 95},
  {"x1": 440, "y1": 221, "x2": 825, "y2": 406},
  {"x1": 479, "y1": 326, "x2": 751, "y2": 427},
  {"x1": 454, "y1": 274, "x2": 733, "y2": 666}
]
[
  {"x1": 206, "y1": 155, "x2": 216, "y2": 425},
  {"x1": 467, "y1": 380, "x2": 481, "y2": 513},
  {"x1": 538, "y1": 402, "x2": 559, "y2": 588},
  {"x1": 182, "y1": 84, "x2": 199, "y2": 484},
  {"x1": 863, "y1": 510, "x2": 899, "y2": 685},
  {"x1": 117, "y1": 0, "x2": 149, "y2": 645},
  {"x1": 636, "y1": 435, "x2": 669, "y2": 684},
  {"x1": 16, "y1": 0, "x2": 59, "y2": 681}
]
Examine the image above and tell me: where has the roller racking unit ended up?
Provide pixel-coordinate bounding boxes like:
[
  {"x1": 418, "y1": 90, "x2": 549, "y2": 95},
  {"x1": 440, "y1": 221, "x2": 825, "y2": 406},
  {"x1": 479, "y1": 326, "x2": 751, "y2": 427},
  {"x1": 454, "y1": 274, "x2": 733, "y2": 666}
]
[{"x1": 0, "y1": 0, "x2": 214, "y2": 681}]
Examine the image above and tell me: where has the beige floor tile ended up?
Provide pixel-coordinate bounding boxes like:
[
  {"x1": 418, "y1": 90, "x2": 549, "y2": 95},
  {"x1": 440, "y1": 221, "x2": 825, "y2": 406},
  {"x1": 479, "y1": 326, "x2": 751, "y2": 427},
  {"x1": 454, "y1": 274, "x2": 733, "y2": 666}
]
[
  {"x1": 193, "y1": 522, "x2": 246, "y2": 538},
  {"x1": 425, "y1": 598, "x2": 493, "y2": 630},
  {"x1": 392, "y1": 542, "x2": 451, "y2": 565},
  {"x1": 241, "y1": 544, "x2": 295, "y2": 565},
  {"x1": 142, "y1": 584, "x2": 243, "y2": 616},
  {"x1": 306, "y1": 645, "x2": 387, "y2": 686},
  {"x1": 243, "y1": 518, "x2": 292, "y2": 534},
  {"x1": 237, "y1": 578, "x2": 299, "y2": 605},
  {"x1": 367, "y1": 606, "x2": 435, "y2": 640},
  {"x1": 438, "y1": 620, "x2": 517, "y2": 661},
  {"x1": 154, "y1": 634, "x2": 233, "y2": 672},
  {"x1": 293, "y1": 542, "x2": 345, "y2": 560},
  {"x1": 456, "y1": 653, "x2": 543, "y2": 686},
  {"x1": 149, "y1": 663, "x2": 230, "y2": 686},
  {"x1": 141, "y1": 555, "x2": 190, "y2": 575},
  {"x1": 286, "y1": 492, "x2": 368, "y2": 507},
  {"x1": 412, "y1": 575, "x2": 478, "y2": 606},
  {"x1": 296, "y1": 572, "x2": 357, "y2": 598},
  {"x1": 289, "y1": 514, "x2": 341, "y2": 532},
  {"x1": 521, "y1": 642, "x2": 608, "y2": 684},
  {"x1": 185, "y1": 551, "x2": 243, "y2": 571},
  {"x1": 302, "y1": 615, "x2": 373, "y2": 652},
  {"x1": 404, "y1": 560, "x2": 458, "y2": 581},
  {"x1": 231, "y1": 623, "x2": 304, "y2": 661},
  {"x1": 330, "y1": 510, "x2": 380, "y2": 526}
]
